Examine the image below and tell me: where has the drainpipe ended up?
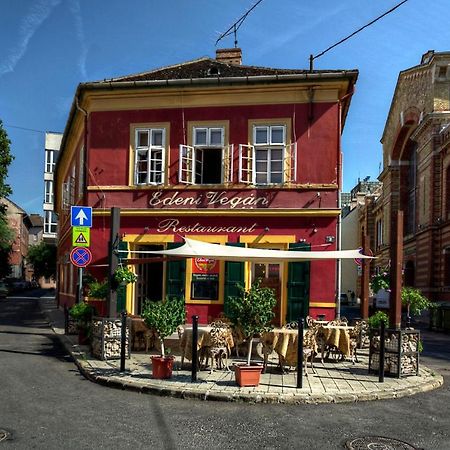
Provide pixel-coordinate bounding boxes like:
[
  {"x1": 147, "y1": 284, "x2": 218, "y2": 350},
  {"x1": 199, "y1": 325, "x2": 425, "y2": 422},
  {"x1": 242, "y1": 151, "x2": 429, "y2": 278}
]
[
  {"x1": 336, "y1": 88, "x2": 354, "y2": 319},
  {"x1": 336, "y1": 101, "x2": 342, "y2": 319},
  {"x1": 75, "y1": 95, "x2": 88, "y2": 205},
  {"x1": 74, "y1": 95, "x2": 88, "y2": 304}
]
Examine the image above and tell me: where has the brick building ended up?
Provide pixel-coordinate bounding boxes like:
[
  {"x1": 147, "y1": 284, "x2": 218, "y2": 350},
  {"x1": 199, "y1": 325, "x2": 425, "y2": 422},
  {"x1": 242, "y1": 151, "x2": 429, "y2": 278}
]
[{"x1": 372, "y1": 50, "x2": 450, "y2": 301}]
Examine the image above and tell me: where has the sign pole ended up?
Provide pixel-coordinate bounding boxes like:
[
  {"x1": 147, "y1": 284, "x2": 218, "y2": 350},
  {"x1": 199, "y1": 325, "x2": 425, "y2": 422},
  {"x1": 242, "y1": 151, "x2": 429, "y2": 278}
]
[
  {"x1": 76, "y1": 267, "x2": 83, "y2": 304},
  {"x1": 108, "y1": 207, "x2": 121, "y2": 318}
]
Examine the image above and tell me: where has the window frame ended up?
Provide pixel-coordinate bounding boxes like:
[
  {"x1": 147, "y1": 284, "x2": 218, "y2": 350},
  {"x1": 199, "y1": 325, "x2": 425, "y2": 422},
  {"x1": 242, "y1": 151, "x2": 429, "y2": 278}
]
[
  {"x1": 239, "y1": 119, "x2": 295, "y2": 185},
  {"x1": 134, "y1": 127, "x2": 166, "y2": 186},
  {"x1": 179, "y1": 122, "x2": 231, "y2": 185}
]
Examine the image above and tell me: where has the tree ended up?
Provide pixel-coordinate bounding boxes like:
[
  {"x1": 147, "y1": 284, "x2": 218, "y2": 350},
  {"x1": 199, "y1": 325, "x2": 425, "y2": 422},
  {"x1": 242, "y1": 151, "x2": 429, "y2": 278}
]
[
  {"x1": 27, "y1": 241, "x2": 56, "y2": 280},
  {"x1": 0, "y1": 120, "x2": 13, "y2": 200},
  {"x1": 401, "y1": 287, "x2": 430, "y2": 326},
  {"x1": 0, "y1": 120, "x2": 14, "y2": 278}
]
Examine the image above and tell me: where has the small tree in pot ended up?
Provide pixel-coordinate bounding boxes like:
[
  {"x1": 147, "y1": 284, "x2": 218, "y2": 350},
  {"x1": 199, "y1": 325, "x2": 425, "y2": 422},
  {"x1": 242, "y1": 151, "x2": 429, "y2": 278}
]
[
  {"x1": 141, "y1": 296, "x2": 186, "y2": 379},
  {"x1": 227, "y1": 280, "x2": 276, "y2": 386}
]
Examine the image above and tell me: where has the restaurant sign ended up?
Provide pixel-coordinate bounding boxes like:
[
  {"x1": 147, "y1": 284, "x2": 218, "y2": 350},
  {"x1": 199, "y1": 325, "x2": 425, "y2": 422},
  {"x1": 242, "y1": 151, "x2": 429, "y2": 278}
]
[
  {"x1": 157, "y1": 218, "x2": 257, "y2": 234},
  {"x1": 149, "y1": 190, "x2": 270, "y2": 210}
]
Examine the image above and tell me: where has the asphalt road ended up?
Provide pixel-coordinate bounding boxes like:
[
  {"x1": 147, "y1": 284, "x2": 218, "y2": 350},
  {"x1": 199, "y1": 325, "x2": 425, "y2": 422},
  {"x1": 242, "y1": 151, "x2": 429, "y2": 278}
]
[{"x1": 1, "y1": 292, "x2": 449, "y2": 450}]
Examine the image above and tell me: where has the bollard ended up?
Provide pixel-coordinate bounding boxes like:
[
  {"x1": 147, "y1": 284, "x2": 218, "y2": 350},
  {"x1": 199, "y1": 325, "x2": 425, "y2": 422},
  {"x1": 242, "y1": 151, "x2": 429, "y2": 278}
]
[
  {"x1": 64, "y1": 305, "x2": 69, "y2": 335},
  {"x1": 120, "y1": 310, "x2": 127, "y2": 372},
  {"x1": 191, "y1": 315, "x2": 199, "y2": 382},
  {"x1": 297, "y1": 317, "x2": 304, "y2": 389},
  {"x1": 379, "y1": 320, "x2": 385, "y2": 383}
]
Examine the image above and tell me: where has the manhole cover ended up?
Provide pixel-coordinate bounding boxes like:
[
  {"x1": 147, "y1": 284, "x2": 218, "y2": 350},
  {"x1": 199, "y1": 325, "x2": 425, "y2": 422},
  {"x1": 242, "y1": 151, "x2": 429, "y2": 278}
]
[
  {"x1": 345, "y1": 436, "x2": 420, "y2": 450},
  {"x1": 0, "y1": 429, "x2": 11, "y2": 442}
]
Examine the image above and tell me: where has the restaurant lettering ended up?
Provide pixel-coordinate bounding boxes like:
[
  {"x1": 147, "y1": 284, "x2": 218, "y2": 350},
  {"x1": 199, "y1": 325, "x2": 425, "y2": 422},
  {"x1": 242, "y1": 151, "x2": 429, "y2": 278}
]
[
  {"x1": 157, "y1": 219, "x2": 257, "y2": 234},
  {"x1": 149, "y1": 191, "x2": 269, "y2": 209}
]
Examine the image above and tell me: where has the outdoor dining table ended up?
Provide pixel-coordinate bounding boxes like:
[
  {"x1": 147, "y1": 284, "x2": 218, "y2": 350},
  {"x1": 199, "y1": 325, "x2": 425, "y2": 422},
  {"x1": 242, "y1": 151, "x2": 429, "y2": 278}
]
[
  {"x1": 319, "y1": 325, "x2": 354, "y2": 358},
  {"x1": 179, "y1": 326, "x2": 234, "y2": 363},
  {"x1": 260, "y1": 328, "x2": 306, "y2": 370}
]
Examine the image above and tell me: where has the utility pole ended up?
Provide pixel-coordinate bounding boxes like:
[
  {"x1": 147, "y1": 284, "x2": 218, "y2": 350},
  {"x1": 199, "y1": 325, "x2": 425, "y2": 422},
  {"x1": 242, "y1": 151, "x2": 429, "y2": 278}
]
[
  {"x1": 107, "y1": 207, "x2": 120, "y2": 318},
  {"x1": 390, "y1": 210, "x2": 403, "y2": 329},
  {"x1": 360, "y1": 234, "x2": 370, "y2": 319}
]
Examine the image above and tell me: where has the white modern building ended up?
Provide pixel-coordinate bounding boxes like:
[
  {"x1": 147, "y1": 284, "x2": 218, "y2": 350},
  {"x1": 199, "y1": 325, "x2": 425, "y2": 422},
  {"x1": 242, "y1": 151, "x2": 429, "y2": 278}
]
[{"x1": 43, "y1": 132, "x2": 62, "y2": 242}]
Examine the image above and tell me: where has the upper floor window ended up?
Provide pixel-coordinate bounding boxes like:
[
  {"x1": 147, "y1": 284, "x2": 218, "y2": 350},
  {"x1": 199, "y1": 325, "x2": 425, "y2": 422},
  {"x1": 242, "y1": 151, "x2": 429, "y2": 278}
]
[
  {"x1": 179, "y1": 126, "x2": 233, "y2": 185},
  {"x1": 45, "y1": 150, "x2": 55, "y2": 173},
  {"x1": 135, "y1": 128, "x2": 165, "y2": 185},
  {"x1": 44, "y1": 210, "x2": 57, "y2": 234},
  {"x1": 239, "y1": 124, "x2": 296, "y2": 185},
  {"x1": 44, "y1": 180, "x2": 53, "y2": 204}
]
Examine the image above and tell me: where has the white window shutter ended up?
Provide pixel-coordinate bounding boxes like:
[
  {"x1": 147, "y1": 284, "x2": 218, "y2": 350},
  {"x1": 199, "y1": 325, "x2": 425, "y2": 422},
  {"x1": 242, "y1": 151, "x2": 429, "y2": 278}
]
[
  {"x1": 239, "y1": 144, "x2": 254, "y2": 184},
  {"x1": 284, "y1": 142, "x2": 297, "y2": 183},
  {"x1": 179, "y1": 144, "x2": 195, "y2": 184},
  {"x1": 223, "y1": 144, "x2": 234, "y2": 183}
]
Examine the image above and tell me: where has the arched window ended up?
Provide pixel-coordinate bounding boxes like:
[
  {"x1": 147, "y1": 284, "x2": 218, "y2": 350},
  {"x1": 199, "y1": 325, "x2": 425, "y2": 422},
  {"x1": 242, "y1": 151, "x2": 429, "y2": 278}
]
[
  {"x1": 400, "y1": 140, "x2": 417, "y2": 235},
  {"x1": 404, "y1": 260, "x2": 415, "y2": 287}
]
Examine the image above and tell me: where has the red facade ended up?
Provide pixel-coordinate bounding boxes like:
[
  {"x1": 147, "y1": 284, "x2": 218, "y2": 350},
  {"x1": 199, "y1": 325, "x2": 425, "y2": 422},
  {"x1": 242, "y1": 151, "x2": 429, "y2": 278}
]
[{"x1": 55, "y1": 51, "x2": 357, "y2": 324}]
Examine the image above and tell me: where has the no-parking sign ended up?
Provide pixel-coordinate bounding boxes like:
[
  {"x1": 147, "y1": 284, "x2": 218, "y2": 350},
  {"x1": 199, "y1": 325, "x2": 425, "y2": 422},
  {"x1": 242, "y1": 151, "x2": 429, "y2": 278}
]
[{"x1": 70, "y1": 247, "x2": 92, "y2": 268}]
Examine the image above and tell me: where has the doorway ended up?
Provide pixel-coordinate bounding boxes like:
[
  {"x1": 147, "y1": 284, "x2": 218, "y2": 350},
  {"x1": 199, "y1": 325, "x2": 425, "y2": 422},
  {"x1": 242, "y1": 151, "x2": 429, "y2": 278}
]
[
  {"x1": 136, "y1": 244, "x2": 164, "y2": 314},
  {"x1": 252, "y1": 261, "x2": 282, "y2": 325}
]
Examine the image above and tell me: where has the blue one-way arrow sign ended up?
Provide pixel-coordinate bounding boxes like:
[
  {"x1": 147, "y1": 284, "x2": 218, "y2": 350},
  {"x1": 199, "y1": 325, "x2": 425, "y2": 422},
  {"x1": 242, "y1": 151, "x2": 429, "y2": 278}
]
[{"x1": 71, "y1": 206, "x2": 93, "y2": 227}]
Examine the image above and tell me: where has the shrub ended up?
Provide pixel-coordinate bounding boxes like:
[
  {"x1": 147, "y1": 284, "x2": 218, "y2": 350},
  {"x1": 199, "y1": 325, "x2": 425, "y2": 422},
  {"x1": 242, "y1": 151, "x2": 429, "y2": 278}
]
[
  {"x1": 367, "y1": 311, "x2": 389, "y2": 329},
  {"x1": 87, "y1": 280, "x2": 109, "y2": 299}
]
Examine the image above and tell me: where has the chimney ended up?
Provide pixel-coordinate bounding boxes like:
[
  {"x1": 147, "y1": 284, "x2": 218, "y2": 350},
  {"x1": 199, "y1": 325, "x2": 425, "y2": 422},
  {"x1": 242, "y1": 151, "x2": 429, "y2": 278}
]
[{"x1": 215, "y1": 48, "x2": 242, "y2": 66}]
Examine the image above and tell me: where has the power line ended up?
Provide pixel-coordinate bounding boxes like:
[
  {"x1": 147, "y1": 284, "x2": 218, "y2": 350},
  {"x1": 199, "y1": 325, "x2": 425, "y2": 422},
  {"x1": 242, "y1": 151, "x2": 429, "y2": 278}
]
[
  {"x1": 215, "y1": 0, "x2": 265, "y2": 47},
  {"x1": 310, "y1": 0, "x2": 409, "y2": 70},
  {"x1": 4, "y1": 124, "x2": 46, "y2": 134}
]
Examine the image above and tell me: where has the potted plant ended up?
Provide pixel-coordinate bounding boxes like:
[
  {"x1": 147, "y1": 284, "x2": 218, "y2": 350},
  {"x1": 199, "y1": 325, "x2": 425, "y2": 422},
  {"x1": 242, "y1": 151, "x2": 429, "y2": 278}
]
[
  {"x1": 141, "y1": 296, "x2": 186, "y2": 379},
  {"x1": 85, "y1": 279, "x2": 108, "y2": 316},
  {"x1": 69, "y1": 301, "x2": 96, "y2": 345},
  {"x1": 114, "y1": 265, "x2": 138, "y2": 286},
  {"x1": 226, "y1": 280, "x2": 276, "y2": 387}
]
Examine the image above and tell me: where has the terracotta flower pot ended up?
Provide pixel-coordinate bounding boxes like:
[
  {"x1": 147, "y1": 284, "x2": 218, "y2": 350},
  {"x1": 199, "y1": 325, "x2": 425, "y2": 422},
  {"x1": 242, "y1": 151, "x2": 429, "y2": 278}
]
[
  {"x1": 151, "y1": 355, "x2": 175, "y2": 379},
  {"x1": 235, "y1": 363, "x2": 263, "y2": 387}
]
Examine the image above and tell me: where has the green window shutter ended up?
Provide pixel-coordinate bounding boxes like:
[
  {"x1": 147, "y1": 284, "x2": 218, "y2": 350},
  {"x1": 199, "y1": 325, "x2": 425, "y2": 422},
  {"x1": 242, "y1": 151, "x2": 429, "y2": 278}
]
[
  {"x1": 224, "y1": 243, "x2": 245, "y2": 317},
  {"x1": 116, "y1": 241, "x2": 129, "y2": 313},
  {"x1": 287, "y1": 242, "x2": 310, "y2": 323},
  {"x1": 165, "y1": 242, "x2": 186, "y2": 300}
]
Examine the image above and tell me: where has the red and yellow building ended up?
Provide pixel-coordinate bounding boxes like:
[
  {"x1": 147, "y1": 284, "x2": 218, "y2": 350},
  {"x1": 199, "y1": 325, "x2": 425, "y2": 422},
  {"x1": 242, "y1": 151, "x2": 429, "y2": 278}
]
[{"x1": 55, "y1": 48, "x2": 358, "y2": 324}]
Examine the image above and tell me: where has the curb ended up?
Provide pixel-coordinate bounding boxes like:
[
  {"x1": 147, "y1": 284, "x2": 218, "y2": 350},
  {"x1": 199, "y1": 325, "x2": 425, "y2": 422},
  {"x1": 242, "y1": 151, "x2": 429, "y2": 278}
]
[
  {"x1": 45, "y1": 300, "x2": 444, "y2": 406},
  {"x1": 62, "y1": 336, "x2": 443, "y2": 405}
]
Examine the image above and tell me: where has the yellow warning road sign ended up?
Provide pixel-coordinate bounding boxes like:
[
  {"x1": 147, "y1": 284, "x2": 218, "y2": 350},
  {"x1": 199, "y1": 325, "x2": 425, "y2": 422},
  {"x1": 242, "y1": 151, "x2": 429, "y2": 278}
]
[{"x1": 72, "y1": 226, "x2": 90, "y2": 247}]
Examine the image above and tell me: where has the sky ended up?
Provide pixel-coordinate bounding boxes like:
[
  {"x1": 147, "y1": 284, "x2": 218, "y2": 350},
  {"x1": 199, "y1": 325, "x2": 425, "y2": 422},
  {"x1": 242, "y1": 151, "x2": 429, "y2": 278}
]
[{"x1": 1, "y1": 0, "x2": 450, "y2": 214}]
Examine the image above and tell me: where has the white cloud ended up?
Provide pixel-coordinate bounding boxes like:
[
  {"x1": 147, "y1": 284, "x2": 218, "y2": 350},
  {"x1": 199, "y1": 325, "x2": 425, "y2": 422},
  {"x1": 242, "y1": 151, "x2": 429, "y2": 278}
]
[
  {"x1": 69, "y1": 0, "x2": 88, "y2": 79},
  {"x1": 0, "y1": 0, "x2": 62, "y2": 77}
]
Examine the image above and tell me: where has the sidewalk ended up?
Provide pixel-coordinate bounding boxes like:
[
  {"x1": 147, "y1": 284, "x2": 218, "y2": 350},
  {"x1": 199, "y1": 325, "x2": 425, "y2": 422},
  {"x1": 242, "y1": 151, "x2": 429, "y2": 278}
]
[{"x1": 38, "y1": 296, "x2": 443, "y2": 404}]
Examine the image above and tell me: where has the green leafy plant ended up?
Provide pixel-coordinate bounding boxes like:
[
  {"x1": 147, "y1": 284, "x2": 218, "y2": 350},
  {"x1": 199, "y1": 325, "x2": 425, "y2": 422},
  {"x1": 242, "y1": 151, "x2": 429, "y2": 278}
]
[
  {"x1": 69, "y1": 302, "x2": 95, "y2": 330},
  {"x1": 401, "y1": 287, "x2": 430, "y2": 326},
  {"x1": 367, "y1": 311, "x2": 389, "y2": 329},
  {"x1": 114, "y1": 265, "x2": 138, "y2": 285},
  {"x1": 370, "y1": 270, "x2": 390, "y2": 294},
  {"x1": 87, "y1": 280, "x2": 108, "y2": 300},
  {"x1": 141, "y1": 297, "x2": 186, "y2": 357},
  {"x1": 226, "y1": 279, "x2": 276, "y2": 365}
]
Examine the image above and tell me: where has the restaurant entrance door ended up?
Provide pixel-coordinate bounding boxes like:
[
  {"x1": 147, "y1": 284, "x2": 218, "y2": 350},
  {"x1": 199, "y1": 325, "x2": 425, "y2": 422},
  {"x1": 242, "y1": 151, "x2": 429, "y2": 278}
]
[{"x1": 253, "y1": 262, "x2": 281, "y2": 325}]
